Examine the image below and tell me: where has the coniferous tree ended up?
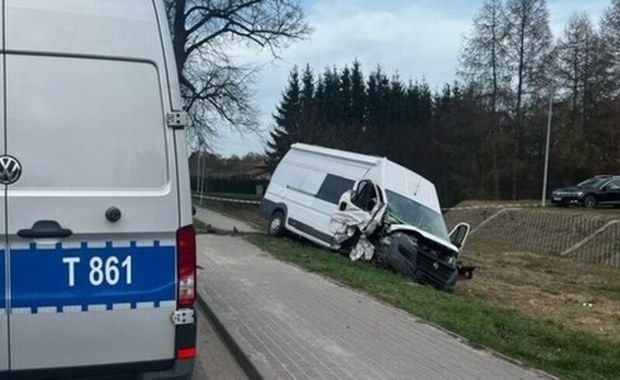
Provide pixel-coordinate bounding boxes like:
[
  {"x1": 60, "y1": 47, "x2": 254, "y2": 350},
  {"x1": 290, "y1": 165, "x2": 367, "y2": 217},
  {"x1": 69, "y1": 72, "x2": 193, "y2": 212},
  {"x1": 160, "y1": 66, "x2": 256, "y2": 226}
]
[
  {"x1": 299, "y1": 64, "x2": 319, "y2": 143},
  {"x1": 366, "y1": 67, "x2": 390, "y2": 154},
  {"x1": 350, "y1": 61, "x2": 366, "y2": 128},
  {"x1": 266, "y1": 67, "x2": 301, "y2": 170}
]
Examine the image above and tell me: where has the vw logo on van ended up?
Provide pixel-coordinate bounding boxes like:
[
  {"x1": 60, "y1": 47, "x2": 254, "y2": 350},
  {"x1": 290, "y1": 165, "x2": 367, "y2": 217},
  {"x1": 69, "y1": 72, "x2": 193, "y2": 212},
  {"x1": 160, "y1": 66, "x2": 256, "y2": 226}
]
[{"x1": 0, "y1": 155, "x2": 22, "y2": 185}]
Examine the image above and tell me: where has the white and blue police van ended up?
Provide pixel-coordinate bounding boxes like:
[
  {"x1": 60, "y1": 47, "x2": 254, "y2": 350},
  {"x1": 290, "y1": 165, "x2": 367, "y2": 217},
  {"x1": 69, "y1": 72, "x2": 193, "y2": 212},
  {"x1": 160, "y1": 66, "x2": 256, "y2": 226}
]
[{"x1": 0, "y1": 1, "x2": 196, "y2": 379}]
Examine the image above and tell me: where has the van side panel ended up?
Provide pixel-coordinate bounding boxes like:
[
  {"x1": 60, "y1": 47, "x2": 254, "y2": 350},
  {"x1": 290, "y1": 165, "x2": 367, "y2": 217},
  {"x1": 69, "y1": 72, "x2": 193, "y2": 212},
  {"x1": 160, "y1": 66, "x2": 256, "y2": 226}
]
[{"x1": 265, "y1": 147, "x2": 368, "y2": 245}]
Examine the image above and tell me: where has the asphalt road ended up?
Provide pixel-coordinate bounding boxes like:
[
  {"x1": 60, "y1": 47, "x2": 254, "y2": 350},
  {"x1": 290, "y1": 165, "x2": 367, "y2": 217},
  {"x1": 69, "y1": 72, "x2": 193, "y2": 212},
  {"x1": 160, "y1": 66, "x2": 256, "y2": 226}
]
[{"x1": 192, "y1": 300, "x2": 247, "y2": 380}]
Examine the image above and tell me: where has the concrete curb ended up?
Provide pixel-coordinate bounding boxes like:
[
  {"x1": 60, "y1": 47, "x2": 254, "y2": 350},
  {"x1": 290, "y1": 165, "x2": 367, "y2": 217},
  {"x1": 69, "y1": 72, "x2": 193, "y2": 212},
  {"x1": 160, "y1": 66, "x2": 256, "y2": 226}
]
[{"x1": 196, "y1": 293, "x2": 263, "y2": 380}]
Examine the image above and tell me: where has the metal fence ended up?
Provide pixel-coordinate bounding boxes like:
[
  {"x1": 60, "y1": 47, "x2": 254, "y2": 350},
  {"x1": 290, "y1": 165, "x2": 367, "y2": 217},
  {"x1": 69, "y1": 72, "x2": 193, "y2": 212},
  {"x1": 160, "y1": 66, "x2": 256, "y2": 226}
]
[{"x1": 445, "y1": 207, "x2": 620, "y2": 268}]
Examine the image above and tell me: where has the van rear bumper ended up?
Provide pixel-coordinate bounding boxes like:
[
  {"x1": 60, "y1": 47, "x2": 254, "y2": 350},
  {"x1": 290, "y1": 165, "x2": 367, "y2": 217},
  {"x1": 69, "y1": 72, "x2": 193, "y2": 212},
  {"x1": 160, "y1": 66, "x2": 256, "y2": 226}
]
[
  {"x1": 7, "y1": 317, "x2": 197, "y2": 380},
  {"x1": 138, "y1": 358, "x2": 194, "y2": 380},
  {"x1": 6, "y1": 358, "x2": 194, "y2": 380}
]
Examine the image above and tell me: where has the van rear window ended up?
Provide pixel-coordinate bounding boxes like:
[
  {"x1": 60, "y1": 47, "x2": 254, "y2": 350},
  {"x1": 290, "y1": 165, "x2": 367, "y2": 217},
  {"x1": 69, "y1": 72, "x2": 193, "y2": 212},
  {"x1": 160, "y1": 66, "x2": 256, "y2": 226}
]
[
  {"x1": 7, "y1": 56, "x2": 168, "y2": 189},
  {"x1": 316, "y1": 174, "x2": 355, "y2": 204}
]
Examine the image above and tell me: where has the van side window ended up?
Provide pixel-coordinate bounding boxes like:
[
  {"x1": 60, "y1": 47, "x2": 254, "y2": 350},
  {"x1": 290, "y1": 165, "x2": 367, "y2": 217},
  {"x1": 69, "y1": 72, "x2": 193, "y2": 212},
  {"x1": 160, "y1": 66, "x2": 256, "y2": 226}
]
[{"x1": 316, "y1": 174, "x2": 355, "y2": 204}]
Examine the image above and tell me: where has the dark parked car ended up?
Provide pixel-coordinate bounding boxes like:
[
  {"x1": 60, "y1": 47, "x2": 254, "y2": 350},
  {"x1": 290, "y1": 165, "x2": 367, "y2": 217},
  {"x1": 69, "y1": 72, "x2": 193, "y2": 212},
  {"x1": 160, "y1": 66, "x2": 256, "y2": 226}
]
[{"x1": 551, "y1": 175, "x2": 620, "y2": 208}]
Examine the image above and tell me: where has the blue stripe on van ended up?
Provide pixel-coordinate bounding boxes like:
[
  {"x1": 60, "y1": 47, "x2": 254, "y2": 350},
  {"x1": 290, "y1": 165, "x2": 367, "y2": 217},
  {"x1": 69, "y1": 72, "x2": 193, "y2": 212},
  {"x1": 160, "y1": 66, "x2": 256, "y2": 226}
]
[
  {"x1": 10, "y1": 241, "x2": 175, "y2": 313},
  {"x1": 0, "y1": 249, "x2": 4, "y2": 310}
]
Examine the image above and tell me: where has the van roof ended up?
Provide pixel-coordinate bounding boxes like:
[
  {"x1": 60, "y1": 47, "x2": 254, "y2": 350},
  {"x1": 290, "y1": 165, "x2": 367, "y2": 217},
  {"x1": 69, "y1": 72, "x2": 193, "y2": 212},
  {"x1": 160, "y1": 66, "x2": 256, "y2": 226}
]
[
  {"x1": 291, "y1": 143, "x2": 442, "y2": 213},
  {"x1": 6, "y1": 1, "x2": 165, "y2": 61},
  {"x1": 291, "y1": 143, "x2": 382, "y2": 166},
  {"x1": 4, "y1": 0, "x2": 181, "y2": 110},
  {"x1": 368, "y1": 159, "x2": 441, "y2": 212}
]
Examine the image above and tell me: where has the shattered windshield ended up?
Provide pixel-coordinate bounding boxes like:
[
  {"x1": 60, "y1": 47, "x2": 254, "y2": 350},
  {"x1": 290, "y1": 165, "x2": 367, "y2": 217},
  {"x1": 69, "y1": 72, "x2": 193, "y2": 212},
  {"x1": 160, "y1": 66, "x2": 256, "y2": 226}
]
[{"x1": 385, "y1": 190, "x2": 450, "y2": 241}]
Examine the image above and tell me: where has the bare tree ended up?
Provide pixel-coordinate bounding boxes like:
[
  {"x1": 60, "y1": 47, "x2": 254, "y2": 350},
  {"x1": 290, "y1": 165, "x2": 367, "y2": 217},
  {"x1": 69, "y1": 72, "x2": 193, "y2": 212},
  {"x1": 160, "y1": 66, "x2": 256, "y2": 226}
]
[
  {"x1": 556, "y1": 13, "x2": 611, "y2": 124},
  {"x1": 505, "y1": 0, "x2": 553, "y2": 119},
  {"x1": 460, "y1": 0, "x2": 509, "y2": 198},
  {"x1": 164, "y1": 0, "x2": 311, "y2": 149},
  {"x1": 504, "y1": 0, "x2": 552, "y2": 198},
  {"x1": 461, "y1": 0, "x2": 509, "y2": 112},
  {"x1": 600, "y1": 0, "x2": 620, "y2": 92}
]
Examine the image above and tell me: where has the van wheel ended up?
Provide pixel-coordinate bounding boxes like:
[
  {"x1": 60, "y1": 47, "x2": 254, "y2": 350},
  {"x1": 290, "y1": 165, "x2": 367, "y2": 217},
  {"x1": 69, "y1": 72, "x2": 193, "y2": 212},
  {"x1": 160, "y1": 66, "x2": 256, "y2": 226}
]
[{"x1": 268, "y1": 211, "x2": 285, "y2": 237}]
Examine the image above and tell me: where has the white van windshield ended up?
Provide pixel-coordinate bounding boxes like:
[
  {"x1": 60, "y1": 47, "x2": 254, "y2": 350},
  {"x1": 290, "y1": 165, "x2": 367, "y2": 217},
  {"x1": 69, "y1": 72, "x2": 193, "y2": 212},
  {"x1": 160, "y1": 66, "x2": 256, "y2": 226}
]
[{"x1": 385, "y1": 190, "x2": 449, "y2": 241}]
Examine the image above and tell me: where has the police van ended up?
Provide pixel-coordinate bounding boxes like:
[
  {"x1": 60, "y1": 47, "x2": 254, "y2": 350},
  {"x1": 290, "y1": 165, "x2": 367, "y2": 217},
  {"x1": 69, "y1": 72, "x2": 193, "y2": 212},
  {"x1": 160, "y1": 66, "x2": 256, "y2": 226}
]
[{"x1": 0, "y1": 1, "x2": 196, "y2": 379}]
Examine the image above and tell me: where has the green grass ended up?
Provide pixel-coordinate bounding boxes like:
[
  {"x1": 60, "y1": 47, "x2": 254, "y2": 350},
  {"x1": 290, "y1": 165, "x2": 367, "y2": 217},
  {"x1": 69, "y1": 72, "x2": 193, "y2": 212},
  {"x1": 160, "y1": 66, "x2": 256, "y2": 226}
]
[{"x1": 247, "y1": 234, "x2": 620, "y2": 380}]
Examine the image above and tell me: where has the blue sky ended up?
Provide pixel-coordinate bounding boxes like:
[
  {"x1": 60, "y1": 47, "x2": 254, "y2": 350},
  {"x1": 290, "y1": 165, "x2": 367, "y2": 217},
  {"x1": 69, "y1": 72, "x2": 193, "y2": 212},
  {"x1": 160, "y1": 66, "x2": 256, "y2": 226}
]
[{"x1": 214, "y1": 0, "x2": 610, "y2": 157}]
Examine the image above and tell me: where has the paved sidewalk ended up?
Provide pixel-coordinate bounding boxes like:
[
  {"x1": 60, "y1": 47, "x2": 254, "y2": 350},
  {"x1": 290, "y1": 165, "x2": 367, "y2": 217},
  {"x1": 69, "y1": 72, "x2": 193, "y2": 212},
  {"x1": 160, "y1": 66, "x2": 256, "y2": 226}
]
[{"x1": 196, "y1": 220, "x2": 551, "y2": 379}]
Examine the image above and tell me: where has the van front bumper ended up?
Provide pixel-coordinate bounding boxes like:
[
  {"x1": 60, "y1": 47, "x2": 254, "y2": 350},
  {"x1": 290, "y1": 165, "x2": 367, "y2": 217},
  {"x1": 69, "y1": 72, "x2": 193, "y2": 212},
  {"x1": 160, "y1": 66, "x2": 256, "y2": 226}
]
[{"x1": 379, "y1": 233, "x2": 458, "y2": 292}]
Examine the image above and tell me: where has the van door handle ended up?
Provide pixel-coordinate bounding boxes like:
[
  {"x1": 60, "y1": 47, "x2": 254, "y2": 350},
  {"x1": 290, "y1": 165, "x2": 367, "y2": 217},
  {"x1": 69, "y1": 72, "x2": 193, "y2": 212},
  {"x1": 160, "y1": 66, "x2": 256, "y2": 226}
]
[{"x1": 17, "y1": 220, "x2": 73, "y2": 239}]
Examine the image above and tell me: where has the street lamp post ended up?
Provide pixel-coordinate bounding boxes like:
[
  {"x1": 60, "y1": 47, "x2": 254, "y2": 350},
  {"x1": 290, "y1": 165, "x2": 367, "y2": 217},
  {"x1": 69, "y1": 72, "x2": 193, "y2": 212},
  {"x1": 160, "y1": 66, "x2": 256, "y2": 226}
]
[{"x1": 541, "y1": 89, "x2": 553, "y2": 207}]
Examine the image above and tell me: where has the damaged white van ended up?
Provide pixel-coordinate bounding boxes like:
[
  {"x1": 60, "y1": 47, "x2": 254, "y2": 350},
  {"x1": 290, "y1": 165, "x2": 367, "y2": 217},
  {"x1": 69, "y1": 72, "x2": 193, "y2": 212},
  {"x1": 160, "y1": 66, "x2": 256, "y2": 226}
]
[{"x1": 259, "y1": 144, "x2": 470, "y2": 291}]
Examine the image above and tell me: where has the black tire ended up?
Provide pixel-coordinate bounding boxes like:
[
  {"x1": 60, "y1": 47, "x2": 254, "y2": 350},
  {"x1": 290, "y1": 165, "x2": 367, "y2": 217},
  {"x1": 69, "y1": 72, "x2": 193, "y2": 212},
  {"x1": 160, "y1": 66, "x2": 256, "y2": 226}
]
[
  {"x1": 267, "y1": 211, "x2": 285, "y2": 237},
  {"x1": 583, "y1": 194, "x2": 597, "y2": 208}
]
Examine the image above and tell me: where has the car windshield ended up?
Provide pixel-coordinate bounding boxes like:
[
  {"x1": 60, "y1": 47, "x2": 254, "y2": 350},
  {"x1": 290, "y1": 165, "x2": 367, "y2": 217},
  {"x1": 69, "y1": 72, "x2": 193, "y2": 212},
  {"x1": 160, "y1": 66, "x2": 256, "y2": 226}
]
[
  {"x1": 385, "y1": 190, "x2": 450, "y2": 241},
  {"x1": 577, "y1": 178, "x2": 607, "y2": 189}
]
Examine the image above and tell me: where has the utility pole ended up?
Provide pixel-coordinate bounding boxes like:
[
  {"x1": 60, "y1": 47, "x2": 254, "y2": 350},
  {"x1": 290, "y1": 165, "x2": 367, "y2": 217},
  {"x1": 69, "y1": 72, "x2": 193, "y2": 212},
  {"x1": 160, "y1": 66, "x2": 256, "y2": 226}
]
[{"x1": 541, "y1": 89, "x2": 553, "y2": 207}]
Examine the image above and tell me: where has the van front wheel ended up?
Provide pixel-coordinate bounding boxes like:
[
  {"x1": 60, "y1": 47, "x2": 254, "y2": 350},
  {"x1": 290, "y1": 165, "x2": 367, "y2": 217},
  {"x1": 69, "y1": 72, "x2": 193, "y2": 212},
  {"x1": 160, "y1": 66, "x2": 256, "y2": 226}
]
[{"x1": 268, "y1": 211, "x2": 285, "y2": 237}]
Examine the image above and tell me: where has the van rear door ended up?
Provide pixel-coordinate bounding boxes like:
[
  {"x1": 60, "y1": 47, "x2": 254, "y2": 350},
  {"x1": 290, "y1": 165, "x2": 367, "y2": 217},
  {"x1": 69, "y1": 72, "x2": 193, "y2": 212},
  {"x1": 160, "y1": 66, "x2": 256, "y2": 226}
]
[
  {"x1": 4, "y1": 0, "x2": 180, "y2": 373},
  {"x1": 0, "y1": 15, "x2": 9, "y2": 374}
]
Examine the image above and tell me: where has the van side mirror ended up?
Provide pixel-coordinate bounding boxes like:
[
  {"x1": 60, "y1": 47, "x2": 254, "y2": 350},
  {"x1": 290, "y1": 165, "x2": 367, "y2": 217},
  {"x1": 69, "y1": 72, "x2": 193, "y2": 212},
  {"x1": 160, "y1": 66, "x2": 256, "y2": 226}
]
[
  {"x1": 449, "y1": 222, "x2": 470, "y2": 250},
  {"x1": 339, "y1": 201, "x2": 347, "y2": 211}
]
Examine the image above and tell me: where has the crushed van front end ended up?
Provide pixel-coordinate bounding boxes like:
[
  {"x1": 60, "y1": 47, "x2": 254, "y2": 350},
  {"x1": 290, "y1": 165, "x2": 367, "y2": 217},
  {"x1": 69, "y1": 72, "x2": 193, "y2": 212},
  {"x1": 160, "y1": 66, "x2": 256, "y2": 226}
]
[{"x1": 376, "y1": 232, "x2": 459, "y2": 292}]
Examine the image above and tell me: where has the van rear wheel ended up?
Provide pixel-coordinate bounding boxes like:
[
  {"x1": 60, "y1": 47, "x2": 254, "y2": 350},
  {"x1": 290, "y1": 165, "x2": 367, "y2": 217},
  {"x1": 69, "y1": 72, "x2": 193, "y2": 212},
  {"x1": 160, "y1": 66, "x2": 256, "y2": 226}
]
[{"x1": 268, "y1": 211, "x2": 285, "y2": 237}]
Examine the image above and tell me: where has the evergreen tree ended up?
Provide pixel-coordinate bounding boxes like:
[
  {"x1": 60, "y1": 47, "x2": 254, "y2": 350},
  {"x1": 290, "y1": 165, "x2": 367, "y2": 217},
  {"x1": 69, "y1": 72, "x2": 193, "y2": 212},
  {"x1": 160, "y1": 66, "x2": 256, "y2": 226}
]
[
  {"x1": 299, "y1": 64, "x2": 319, "y2": 143},
  {"x1": 365, "y1": 66, "x2": 390, "y2": 153},
  {"x1": 266, "y1": 67, "x2": 301, "y2": 170},
  {"x1": 350, "y1": 60, "x2": 366, "y2": 129},
  {"x1": 339, "y1": 66, "x2": 353, "y2": 125}
]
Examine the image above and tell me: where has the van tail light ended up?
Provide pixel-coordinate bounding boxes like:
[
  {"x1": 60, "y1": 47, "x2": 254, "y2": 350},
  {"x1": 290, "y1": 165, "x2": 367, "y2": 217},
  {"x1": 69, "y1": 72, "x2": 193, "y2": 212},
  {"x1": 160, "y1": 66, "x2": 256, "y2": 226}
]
[
  {"x1": 176, "y1": 347, "x2": 196, "y2": 360},
  {"x1": 177, "y1": 225, "x2": 196, "y2": 308}
]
